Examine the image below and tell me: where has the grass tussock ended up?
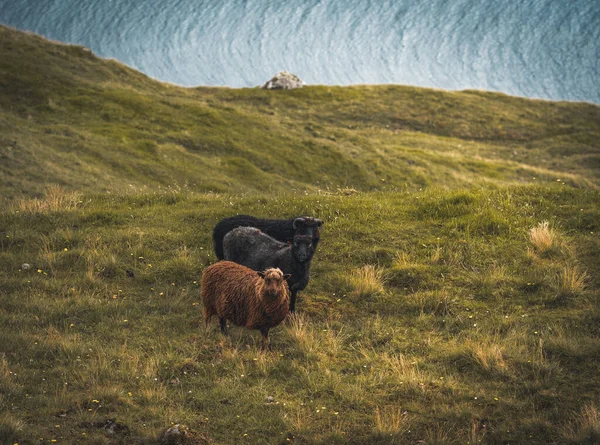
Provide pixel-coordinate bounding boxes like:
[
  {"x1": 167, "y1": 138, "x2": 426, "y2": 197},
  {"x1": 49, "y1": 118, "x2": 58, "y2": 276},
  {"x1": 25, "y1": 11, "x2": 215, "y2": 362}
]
[
  {"x1": 529, "y1": 221, "x2": 560, "y2": 256},
  {"x1": 554, "y1": 264, "x2": 588, "y2": 301},
  {"x1": 374, "y1": 406, "x2": 410, "y2": 437},
  {"x1": 463, "y1": 264, "x2": 509, "y2": 300},
  {"x1": 415, "y1": 289, "x2": 455, "y2": 316},
  {"x1": 393, "y1": 252, "x2": 415, "y2": 269},
  {"x1": 348, "y1": 265, "x2": 387, "y2": 299},
  {"x1": 470, "y1": 342, "x2": 508, "y2": 375},
  {"x1": 452, "y1": 339, "x2": 509, "y2": 377},
  {"x1": 0, "y1": 412, "x2": 24, "y2": 444},
  {"x1": 561, "y1": 404, "x2": 600, "y2": 444},
  {"x1": 14, "y1": 184, "x2": 83, "y2": 214},
  {"x1": 285, "y1": 314, "x2": 346, "y2": 358}
]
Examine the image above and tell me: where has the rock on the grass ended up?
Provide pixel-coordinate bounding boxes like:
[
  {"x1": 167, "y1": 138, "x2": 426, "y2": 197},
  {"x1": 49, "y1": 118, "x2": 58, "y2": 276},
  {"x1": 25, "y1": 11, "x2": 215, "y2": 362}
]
[
  {"x1": 160, "y1": 424, "x2": 211, "y2": 444},
  {"x1": 262, "y1": 71, "x2": 304, "y2": 90},
  {"x1": 22, "y1": 263, "x2": 31, "y2": 270},
  {"x1": 161, "y1": 424, "x2": 189, "y2": 444}
]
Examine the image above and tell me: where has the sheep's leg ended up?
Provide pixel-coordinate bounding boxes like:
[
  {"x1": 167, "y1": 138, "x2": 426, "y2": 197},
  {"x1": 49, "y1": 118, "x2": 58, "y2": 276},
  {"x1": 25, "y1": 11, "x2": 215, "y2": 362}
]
[
  {"x1": 219, "y1": 318, "x2": 228, "y2": 334},
  {"x1": 260, "y1": 328, "x2": 271, "y2": 351},
  {"x1": 203, "y1": 309, "x2": 213, "y2": 332},
  {"x1": 289, "y1": 291, "x2": 298, "y2": 313}
]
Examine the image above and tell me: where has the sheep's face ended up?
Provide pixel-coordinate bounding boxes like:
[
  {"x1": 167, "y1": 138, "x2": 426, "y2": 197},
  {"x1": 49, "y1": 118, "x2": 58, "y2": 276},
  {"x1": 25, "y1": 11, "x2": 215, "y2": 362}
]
[
  {"x1": 261, "y1": 268, "x2": 286, "y2": 297},
  {"x1": 291, "y1": 235, "x2": 314, "y2": 263}
]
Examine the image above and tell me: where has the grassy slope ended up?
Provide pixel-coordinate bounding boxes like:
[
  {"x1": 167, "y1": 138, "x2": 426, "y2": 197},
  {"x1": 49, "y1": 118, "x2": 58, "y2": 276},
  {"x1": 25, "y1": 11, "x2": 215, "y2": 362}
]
[
  {"x1": 1, "y1": 26, "x2": 599, "y2": 444},
  {"x1": 2, "y1": 25, "x2": 600, "y2": 198}
]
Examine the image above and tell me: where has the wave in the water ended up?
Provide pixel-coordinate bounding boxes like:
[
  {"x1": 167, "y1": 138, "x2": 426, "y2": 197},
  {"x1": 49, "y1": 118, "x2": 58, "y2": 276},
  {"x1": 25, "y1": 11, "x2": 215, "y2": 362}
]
[{"x1": 1, "y1": 0, "x2": 599, "y2": 102}]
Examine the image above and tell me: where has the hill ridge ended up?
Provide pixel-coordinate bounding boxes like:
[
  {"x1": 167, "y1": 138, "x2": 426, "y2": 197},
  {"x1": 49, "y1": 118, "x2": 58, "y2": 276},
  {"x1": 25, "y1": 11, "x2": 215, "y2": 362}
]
[{"x1": 1, "y1": 25, "x2": 599, "y2": 198}]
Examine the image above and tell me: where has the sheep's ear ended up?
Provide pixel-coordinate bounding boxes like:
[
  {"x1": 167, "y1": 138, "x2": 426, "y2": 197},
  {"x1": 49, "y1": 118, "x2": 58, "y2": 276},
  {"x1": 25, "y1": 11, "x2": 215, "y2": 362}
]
[
  {"x1": 316, "y1": 218, "x2": 323, "y2": 227},
  {"x1": 293, "y1": 217, "x2": 305, "y2": 229},
  {"x1": 283, "y1": 274, "x2": 291, "y2": 280},
  {"x1": 257, "y1": 271, "x2": 265, "y2": 278}
]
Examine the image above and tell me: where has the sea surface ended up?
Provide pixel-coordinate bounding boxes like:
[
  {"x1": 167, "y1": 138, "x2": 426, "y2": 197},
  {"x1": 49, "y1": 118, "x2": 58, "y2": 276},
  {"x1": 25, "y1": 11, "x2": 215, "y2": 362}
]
[{"x1": 1, "y1": 0, "x2": 599, "y2": 103}]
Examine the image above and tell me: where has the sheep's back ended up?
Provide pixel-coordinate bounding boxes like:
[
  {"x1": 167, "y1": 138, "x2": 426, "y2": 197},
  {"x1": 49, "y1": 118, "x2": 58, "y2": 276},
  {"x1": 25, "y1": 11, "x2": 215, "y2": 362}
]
[
  {"x1": 201, "y1": 261, "x2": 261, "y2": 327},
  {"x1": 213, "y1": 214, "x2": 323, "y2": 259},
  {"x1": 223, "y1": 227, "x2": 287, "y2": 271}
]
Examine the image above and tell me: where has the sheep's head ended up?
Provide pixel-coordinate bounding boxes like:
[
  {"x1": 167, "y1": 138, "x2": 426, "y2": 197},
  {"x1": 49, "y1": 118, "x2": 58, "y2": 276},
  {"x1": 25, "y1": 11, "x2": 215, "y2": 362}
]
[
  {"x1": 291, "y1": 234, "x2": 314, "y2": 263},
  {"x1": 293, "y1": 217, "x2": 323, "y2": 230},
  {"x1": 258, "y1": 268, "x2": 289, "y2": 298},
  {"x1": 292, "y1": 217, "x2": 323, "y2": 246}
]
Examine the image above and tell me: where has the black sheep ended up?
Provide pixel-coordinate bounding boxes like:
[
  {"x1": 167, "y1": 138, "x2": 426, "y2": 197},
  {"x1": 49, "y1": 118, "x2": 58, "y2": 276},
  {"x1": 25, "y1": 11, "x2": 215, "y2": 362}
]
[
  {"x1": 222, "y1": 227, "x2": 315, "y2": 313},
  {"x1": 212, "y1": 214, "x2": 322, "y2": 260}
]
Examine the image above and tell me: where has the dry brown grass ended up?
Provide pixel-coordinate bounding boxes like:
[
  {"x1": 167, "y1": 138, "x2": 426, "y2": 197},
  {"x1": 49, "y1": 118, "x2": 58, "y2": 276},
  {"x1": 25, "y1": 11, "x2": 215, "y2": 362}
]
[
  {"x1": 0, "y1": 411, "x2": 25, "y2": 444},
  {"x1": 393, "y1": 252, "x2": 415, "y2": 268},
  {"x1": 468, "y1": 418, "x2": 488, "y2": 444},
  {"x1": 561, "y1": 404, "x2": 600, "y2": 443},
  {"x1": 348, "y1": 265, "x2": 387, "y2": 298},
  {"x1": 528, "y1": 221, "x2": 558, "y2": 255},
  {"x1": 471, "y1": 342, "x2": 508, "y2": 374},
  {"x1": 285, "y1": 314, "x2": 345, "y2": 357},
  {"x1": 14, "y1": 184, "x2": 83, "y2": 214},
  {"x1": 374, "y1": 406, "x2": 410, "y2": 436},
  {"x1": 554, "y1": 264, "x2": 588, "y2": 300},
  {"x1": 416, "y1": 289, "x2": 454, "y2": 316}
]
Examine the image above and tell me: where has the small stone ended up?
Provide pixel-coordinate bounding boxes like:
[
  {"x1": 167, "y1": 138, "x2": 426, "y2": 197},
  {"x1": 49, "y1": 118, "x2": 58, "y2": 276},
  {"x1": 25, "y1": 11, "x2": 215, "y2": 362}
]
[
  {"x1": 160, "y1": 424, "x2": 188, "y2": 445},
  {"x1": 22, "y1": 263, "x2": 31, "y2": 270},
  {"x1": 265, "y1": 396, "x2": 275, "y2": 403},
  {"x1": 262, "y1": 71, "x2": 304, "y2": 90}
]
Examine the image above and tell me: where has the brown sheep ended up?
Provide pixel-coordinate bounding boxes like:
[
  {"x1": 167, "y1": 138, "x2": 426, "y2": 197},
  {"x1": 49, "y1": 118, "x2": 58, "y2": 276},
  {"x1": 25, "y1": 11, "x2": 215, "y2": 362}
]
[{"x1": 201, "y1": 261, "x2": 290, "y2": 350}]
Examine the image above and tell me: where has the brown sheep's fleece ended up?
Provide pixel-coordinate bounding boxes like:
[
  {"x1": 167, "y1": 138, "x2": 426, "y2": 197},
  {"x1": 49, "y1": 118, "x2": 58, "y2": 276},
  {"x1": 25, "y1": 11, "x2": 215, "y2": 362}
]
[{"x1": 201, "y1": 261, "x2": 290, "y2": 349}]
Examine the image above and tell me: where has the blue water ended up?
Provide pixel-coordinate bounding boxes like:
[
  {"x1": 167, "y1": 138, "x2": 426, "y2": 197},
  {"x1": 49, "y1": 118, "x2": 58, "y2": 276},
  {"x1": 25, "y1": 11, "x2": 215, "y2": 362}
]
[{"x1": 1, "y1": 0, "x2": 599, "y2": 103}]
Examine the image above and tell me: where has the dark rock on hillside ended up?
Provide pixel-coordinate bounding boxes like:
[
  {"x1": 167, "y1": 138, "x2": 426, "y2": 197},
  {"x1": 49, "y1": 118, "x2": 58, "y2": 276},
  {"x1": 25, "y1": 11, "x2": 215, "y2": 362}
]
[{"x1": 79, "y1": 419, "x2": 130, "y2": 436}]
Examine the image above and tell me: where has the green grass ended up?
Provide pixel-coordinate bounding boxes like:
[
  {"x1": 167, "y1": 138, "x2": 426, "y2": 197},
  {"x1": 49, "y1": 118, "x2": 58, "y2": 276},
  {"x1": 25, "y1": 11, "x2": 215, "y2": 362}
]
[
  {"x1": 1, "y1": 26, "x2": 600, "y2": 444},
  {"x1": 1, "y1": 186, "x2": 599, "y2": 444},
  {"x1": 2, "y1": 25, "x2": 600, "y2": 199}
]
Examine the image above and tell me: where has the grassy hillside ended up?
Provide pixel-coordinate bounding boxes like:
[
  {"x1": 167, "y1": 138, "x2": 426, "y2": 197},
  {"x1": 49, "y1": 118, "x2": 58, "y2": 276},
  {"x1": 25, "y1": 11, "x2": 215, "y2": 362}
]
[
  {"x1": 1, "y1": 26, "x2": 599, "y2": 444},
  {"x1": 2, "y1": 187, "x2": 599, "y2": 444},
  {"x1": 2, "y1": 25, "x2": 600, "y2": 198}
]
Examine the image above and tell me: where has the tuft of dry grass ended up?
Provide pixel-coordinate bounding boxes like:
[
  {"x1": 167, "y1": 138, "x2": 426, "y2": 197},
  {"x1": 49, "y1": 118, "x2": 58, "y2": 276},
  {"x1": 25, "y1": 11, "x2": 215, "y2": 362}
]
[
  {"x1": 285, "y1": 314, "x2": 345, "y2": 357},
  {"x1": 468, "y1": 418, "x2": 488, "y2": 444},
  {"x1": 554, "y1": 264, "x2": 587, "y2": 301},
  {"x1": 463, "y1": 264, "x2": 508, "y2": 300},
  {"x1": 416, "y1": 289, "x2": 455, "y2": 316},
  {"x1": 393, "y1": 251, "x2": 413, "y2": 268},
  {"x1": 561, "y1": 404, "x2": 600, "y2": 443},
  {"x1": 380, "y1": 352, "x2": 429, "y2": 388},
  {"x1": 471, "y1": 342, "x2": 508, "y2": 374},
  {"x1": 422, "y1": 422, "x2": 454, "y2": 444},
  {"x1": 529, "y1": 221, "x2": 558, "y2": 255},
  {"x1": 15, "y1": 184, "x2": 83, "y2": 214},
  {"x1": 0, "y1": 412, "x2": 25, "y2": 444},
  {"x1": 448, "y1": 337, "x2": 512, "y2": 377},
  {"x1": 348, "y1": 265, "x2": 387, "y2": 298},
  {"x1": 374, "y1": 406, "x2": 410, "y2": 436}
]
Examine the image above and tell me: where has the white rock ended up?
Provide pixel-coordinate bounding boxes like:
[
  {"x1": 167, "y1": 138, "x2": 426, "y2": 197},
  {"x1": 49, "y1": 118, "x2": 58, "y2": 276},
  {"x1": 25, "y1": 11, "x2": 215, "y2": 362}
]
[
  {"x1": 262, "y1": 71, "x2": 304, "y2": 90},
  {"x1": 22, "y1": 263, "x2": 31, "y2": 270}
]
